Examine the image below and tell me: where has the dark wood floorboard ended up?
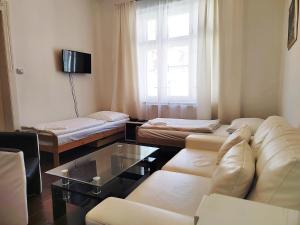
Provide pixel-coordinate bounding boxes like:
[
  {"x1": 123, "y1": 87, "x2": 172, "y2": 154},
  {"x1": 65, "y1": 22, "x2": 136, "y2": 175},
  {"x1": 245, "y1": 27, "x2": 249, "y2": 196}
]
[{"x1": 27, "y1": 143, "x2": 177, "y2": 225}]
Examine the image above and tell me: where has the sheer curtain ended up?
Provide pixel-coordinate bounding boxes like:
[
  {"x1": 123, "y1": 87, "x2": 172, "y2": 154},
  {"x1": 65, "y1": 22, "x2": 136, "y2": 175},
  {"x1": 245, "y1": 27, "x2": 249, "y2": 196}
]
[
  {"x1": 197, "y1": 0, "x2": 244, "y2": 123},
  {"x1": 109, "y1": 0, "x2": 243, "y2": 121},
  {"x1": 196, "y1": 0, "x2": 219, "y2": 120},
  {"x1": 111, "y1": 1, "x2": 141, "y2": 119},
  {"x1": 136, "y1": 0, "x2": 200, "y2": 119},
  {"x1": 136, "y1": 0, "x2": 220, "y2": 120}
]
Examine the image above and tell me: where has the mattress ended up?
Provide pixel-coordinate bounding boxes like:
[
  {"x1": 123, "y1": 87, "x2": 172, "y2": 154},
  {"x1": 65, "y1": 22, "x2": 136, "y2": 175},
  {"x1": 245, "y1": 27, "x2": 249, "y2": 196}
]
[
  {"x1": 137, "y1": 125, "x2": 229, "y2": 148},
  {"x1": 144, "y1": 118, "x2": 220, "y2": 133},
  {"x1": 57, "y1": 118, "x2": 129, "y2": 145},
  {"x1": 28, "y1": 117, "x2": 106, "y2": 136}
]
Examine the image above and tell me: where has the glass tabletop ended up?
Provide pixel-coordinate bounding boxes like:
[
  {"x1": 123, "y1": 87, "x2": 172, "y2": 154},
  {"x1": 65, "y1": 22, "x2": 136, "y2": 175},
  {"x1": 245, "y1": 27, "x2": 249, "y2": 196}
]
[{"x1": 46, "y1": 143, "x2": 158, "y2": 187}]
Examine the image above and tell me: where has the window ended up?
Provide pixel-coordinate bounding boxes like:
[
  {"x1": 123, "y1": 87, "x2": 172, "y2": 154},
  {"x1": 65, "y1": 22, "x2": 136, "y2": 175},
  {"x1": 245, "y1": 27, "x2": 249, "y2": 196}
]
[{"x1": 136, "y1": 0, "x2": 199, "y2": 104}]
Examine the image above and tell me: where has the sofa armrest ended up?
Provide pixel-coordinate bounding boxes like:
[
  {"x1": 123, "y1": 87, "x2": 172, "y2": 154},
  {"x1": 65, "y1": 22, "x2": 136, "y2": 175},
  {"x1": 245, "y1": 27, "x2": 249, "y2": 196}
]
[
  {"x1": 86, "y1": 197, "x2": 193, "y2": 225},
  {"x1": 0, "y1": 147, "x2": 21, "y2": 153},
  {"x1": 185, "y1": 134, "x2": 227, "y2": 151}
]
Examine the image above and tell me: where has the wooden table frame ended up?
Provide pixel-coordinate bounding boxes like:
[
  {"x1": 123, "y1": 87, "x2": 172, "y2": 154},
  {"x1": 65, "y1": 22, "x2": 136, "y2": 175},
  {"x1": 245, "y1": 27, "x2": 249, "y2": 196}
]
[{"x1": 22, "y1": 127, "x2": 124, "y2": 167}]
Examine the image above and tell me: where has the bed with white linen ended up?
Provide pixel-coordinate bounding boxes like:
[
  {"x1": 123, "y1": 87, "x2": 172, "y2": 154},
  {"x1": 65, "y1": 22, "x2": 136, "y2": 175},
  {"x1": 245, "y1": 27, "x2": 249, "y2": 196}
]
[
  {"x1": 137, "y1": 117, "x2": 264, "y2": 148},
  {"x1": 137, "y1": 118, "x2": 229, "y2": 148},
  {"x1": 22, "y1": 111, "x2": 129, "y2": 166}
]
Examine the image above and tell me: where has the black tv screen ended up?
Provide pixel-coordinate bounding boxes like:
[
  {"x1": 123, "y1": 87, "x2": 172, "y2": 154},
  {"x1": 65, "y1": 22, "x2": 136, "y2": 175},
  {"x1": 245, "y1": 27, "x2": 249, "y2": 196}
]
[{"x1": 62, "y1": 50, "x2": 91, "y2": 74}]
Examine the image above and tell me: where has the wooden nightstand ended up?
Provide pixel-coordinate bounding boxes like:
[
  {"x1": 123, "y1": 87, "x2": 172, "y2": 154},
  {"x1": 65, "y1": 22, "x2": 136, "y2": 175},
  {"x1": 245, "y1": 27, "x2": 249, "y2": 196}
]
[{"x1": 125, "y1": 120, "x2": 146, "y2": 142}]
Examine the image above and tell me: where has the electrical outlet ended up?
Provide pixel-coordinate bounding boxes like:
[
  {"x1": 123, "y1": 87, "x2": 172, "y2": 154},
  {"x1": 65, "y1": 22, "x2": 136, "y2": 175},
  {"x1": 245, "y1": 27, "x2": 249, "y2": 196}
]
[{"x1": 16, "y1": 68, "x2": 24, "y2": 75}]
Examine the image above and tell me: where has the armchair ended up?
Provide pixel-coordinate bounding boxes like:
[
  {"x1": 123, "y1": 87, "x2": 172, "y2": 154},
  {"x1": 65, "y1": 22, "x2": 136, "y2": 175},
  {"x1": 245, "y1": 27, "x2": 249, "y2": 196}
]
[
  {"x1": 0, "y1": 132, "x2": 42, "y2": 195},
  {"x1": 0, "y1": 148, "x2": 28, "y2": 225}
]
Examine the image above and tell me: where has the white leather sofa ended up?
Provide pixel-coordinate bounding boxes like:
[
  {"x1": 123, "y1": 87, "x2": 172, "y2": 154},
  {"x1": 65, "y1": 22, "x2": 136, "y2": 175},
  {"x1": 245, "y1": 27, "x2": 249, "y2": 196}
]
[{"x1": 86, "y1": 116, "x2": 300, "y2": 225}]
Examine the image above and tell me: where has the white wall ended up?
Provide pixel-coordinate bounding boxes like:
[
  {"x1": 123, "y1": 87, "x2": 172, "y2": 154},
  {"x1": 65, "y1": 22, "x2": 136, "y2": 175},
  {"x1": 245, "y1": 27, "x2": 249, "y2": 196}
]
[
  {"x1": 280, "y1": 0, "x2": 300, "y2": 127},
  {"x1": 241, "y1": 0, "x2": 284, "y2": 118},
  {"x1": 9, "y1": 0, "x2": 101, "y2": 125}
]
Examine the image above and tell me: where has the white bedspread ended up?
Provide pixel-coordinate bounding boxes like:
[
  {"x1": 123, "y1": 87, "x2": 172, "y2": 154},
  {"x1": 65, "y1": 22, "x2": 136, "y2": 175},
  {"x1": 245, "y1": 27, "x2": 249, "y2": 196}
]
[
  {"x1": 143, "y1": 118, "x2": 221, "y2": 133},
  {"x1": 28, "y1": 118, "x2": 106, "y2": 135},
  {"x1": 57, "y1": 118, "x2": 129, "y2": 144}
]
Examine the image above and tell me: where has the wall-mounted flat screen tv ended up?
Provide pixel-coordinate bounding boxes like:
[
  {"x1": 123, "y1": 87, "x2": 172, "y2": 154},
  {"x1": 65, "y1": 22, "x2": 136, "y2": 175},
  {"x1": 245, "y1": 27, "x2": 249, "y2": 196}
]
[{"x1": 62, "y1": 49, "x2": 91, "y2": 74}]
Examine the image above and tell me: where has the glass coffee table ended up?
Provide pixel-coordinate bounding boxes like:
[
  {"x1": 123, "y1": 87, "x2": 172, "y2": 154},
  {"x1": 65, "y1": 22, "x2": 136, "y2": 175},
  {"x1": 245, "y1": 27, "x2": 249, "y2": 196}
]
[{"x1": 46, "y1": 142, "x2": 158, "y2": 221}]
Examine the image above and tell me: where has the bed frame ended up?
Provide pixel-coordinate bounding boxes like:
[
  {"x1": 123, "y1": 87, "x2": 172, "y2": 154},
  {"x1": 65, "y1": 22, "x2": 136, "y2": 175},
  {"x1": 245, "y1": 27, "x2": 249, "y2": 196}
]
[
  {"x1": 136, "y1": 125, "x2": 230, "y2": 149},
  {"x1": 22, "y1": 126, "x2": 124, "y2": 167},
  {"x1": 136, "y1": 127, "x2": 188, "y2": 148}
]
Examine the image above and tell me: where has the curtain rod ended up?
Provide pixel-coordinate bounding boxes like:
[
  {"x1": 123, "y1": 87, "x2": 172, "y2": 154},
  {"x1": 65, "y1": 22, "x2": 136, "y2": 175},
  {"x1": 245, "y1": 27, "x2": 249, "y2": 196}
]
[
  {"x1": 114, "y1": 0, "x2": 142, "y2": 4},
  {"x1": 115, "y1": 0, "x2": 140, "y2": 4}
]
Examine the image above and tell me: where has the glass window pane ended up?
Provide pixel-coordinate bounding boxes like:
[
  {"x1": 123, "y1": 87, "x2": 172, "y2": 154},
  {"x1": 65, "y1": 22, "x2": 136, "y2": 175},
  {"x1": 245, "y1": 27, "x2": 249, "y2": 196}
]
[
  {"x1": 167, "y1": 66, "x2": 189, "y2": 97},
  {"x1": 168, "y1": 46, "x2": 189, "y2": 66},
  {"x1": 147, "y1": 19, "x2": 157, "y2": 41},
  {"x1": 168, "y1": 14, "x2": 190, "y2": 38},
  {"x1": 147, "y1": 49, "x2": 158, "y2": 97}
]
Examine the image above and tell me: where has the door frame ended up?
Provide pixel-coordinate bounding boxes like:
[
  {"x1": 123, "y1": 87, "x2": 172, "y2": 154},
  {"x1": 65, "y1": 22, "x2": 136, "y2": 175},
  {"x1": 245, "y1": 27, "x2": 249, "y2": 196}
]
[{"x1": 0, "y1": 0, "x2": 19, "y2": 130}]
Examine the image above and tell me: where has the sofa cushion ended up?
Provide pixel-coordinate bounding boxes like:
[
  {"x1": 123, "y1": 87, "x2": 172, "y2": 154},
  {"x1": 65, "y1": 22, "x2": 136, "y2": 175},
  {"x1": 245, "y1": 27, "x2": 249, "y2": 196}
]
[
  {"x1": 216, "y1": 125, "x2": 252, "y2": 164},
  {"x1": 251, "y1": 116, "x2": 290, "y2": 152},
  {"x1": 126, "y1": 170, "x2": 211, "y2": 216},
  {"x1": 210, "y1": 141, "x2": 255, "y2": 198},
  {"x1": 227, "y1": 118, "x2": 264, "y2": 135},
  {"x1": 162, "y1": 148, "x2": 218, "y2": 177},
  {"x1": 185, "y1": 135, "x2": 227, "y2": 151},
  {"x1": 248, "y1": 126, "x2": 300, "y2": 210}
]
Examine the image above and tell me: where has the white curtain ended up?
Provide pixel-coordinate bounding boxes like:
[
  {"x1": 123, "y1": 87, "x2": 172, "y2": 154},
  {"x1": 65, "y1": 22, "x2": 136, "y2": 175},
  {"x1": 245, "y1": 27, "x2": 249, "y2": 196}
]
[
  {"x1": 196, "y1": 0, "x2": 244, "y2": 123},
  {"x1": 111, "y1": 1, "x2": 141, "y2": 119},
  {"x1": 136, "y1": 0, "x2": 200, "y2": 119},
  {"x1": 136, "y1": 0, "x2": 224, "y2": 120},
  {"x1": 196, "y1": 0, "x2": 219, "y2": 120},
  {"x1": 110, "y1": 0, "x2": 244, "y2": 122},
  {"x1": 217, "y1": 0, "x2": 244, "y2": 123}
]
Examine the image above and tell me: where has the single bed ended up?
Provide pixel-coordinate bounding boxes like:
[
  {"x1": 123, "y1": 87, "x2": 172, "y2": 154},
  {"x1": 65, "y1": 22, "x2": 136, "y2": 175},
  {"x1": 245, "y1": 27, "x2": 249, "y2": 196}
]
[
  {"x1": 137, "y1": 118, "x2": 229, "y2": 148},
  {"x1": 22, "y1": 115, "x2": 129, "y2": 167}
]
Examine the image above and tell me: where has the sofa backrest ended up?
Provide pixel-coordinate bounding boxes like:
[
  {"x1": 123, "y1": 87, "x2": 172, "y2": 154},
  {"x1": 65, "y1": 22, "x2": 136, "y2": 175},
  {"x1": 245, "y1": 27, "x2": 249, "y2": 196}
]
[
  {"x1": 251, "y1": 116, "x2": 290, "y2": 155},
  {"x1": 247, "y1": 120, "x2": 300, "y2": 210}
]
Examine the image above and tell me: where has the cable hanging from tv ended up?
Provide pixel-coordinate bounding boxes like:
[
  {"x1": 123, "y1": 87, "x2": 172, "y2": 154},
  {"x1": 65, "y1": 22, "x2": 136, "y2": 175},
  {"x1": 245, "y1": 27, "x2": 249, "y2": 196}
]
[
  {"x1": 62, "y1": 49, "x2": 91, "y2": 117},
  {"x1": 68, "y1": 73, "x2": 79, "y2": 117}
]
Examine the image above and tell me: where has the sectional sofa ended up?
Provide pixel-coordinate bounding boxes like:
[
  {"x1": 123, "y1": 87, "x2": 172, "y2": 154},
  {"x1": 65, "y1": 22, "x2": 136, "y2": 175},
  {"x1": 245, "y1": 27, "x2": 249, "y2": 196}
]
[{"x1": 85, "y1": 116, "x2": 300, "y2": 225}]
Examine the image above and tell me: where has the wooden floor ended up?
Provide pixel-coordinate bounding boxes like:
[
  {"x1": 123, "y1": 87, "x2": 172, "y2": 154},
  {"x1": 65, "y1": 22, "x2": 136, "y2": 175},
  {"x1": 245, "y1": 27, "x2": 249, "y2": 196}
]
[{"x1": 28, "y1": 143, "x2": 177, "y2": 225}]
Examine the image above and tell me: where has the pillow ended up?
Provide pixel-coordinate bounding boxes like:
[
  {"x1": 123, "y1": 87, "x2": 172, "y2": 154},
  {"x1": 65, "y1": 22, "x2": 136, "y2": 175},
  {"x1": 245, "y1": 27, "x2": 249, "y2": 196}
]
[
  {"x1": 88, "y1": 111, "x2": 129, "y2": 122},
  {"x1": 227, "y1": 118, "x2": 264, "y2": 135},
  {"x1": 210, "y1": 141, "x2": 255, "y2": 198},
  {"x1": 216, "y1": 125, "x2": 252, "y2": 164}
]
